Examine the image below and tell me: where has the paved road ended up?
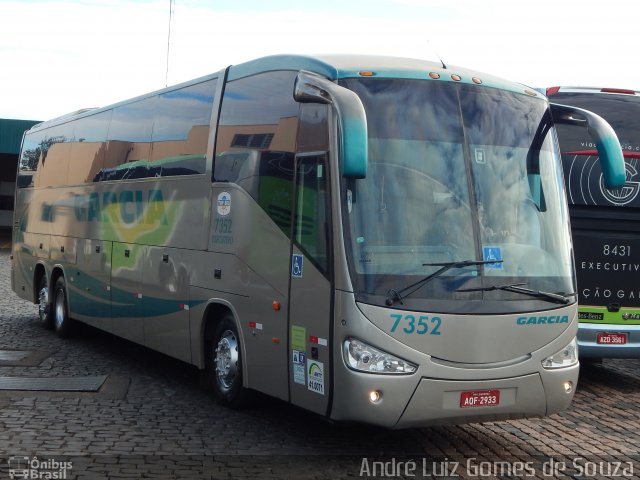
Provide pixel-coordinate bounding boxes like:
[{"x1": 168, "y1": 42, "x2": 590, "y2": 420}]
[{"x1": 1, "y1": 248, "x2": 640, "y2": 479}]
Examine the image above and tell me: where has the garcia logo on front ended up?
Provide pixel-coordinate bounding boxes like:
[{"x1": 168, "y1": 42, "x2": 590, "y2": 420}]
[{"x1": 516, "y1": 315, "x2": 569, "y2": 325}]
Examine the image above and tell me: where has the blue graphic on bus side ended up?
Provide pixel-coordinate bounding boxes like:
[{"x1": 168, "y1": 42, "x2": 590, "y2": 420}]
[
  {"x1": 482, "y1": 246, "x2": 503, "y2": 269},
  {"x1": 292, "y1": 254, "x2": 304, "y2": 278}
]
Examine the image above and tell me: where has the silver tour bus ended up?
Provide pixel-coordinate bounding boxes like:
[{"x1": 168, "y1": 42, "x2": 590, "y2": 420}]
[{"x1": 11, "y1": 55, "x2": 625, "y2": 428}]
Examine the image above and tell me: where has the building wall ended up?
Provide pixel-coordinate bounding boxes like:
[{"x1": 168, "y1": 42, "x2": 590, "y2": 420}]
[
  {"x1": 0, "y1": 119, "x2": 41, "y2": 228},
  {"x1": 0, "y1": 152, "x2": 18, "y2": 228}
]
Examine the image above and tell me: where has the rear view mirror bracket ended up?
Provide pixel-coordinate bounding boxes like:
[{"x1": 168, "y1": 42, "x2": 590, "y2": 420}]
[
  {"x1": 550, "y1": 103, "x2": 626, "y2": 189},
  {"x1": 294, "y1": 71, "x2": 368, "y2": 179}
]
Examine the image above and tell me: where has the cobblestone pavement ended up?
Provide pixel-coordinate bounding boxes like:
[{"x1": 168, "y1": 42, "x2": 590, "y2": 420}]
[{"x1": 1, "y1": 247, "x2": 640, "y2": 479}]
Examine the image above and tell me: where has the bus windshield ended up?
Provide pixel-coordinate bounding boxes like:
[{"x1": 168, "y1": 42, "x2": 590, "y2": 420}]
[{"x1": 340, "y1": 79, "x2": 574, "y2": 312}]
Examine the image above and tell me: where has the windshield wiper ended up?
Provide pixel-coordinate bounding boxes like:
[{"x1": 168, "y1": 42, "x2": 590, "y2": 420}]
[
  {"x1": 456, "y1": 282, "x2": 575, "y2": 305},
  {"x1": 385, "y1": 259, "x2": 503, "y2": 306}
]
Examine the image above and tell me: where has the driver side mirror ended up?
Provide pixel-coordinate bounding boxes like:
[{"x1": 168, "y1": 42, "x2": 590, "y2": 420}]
[{"x1": 294, "y1": 71, "x2": 368, "y2": 179}]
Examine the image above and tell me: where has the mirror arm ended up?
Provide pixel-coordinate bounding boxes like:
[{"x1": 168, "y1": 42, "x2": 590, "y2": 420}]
[
  {"x1": 294, "y1": 71, "x2": 368, "y2": 178},
  {"x1": 550, "y1": 102, "x2": 625, "y2": 189}
]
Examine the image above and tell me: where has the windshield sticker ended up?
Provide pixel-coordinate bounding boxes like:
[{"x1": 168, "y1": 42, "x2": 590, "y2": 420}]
[
  {"x1": 307, "y1": 360, "x2": 325, "y2": 395},
  {"x1": 217, "y1": 192, "x2": 231, "y2": 216},
  {"x1": 474, "y1": 148, "x2": 486, "y2": 164},
  {"x1": 482, "y1": 246, "x2": 503, "y2": 269}
]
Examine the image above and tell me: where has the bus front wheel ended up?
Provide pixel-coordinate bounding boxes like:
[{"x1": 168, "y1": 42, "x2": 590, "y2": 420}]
[
  {"x1": 53, "y1": 277, "x2": 75, "y2": 338},
  {"x1": 210, "y1": 315, "x2": 249, "y2": 407}
]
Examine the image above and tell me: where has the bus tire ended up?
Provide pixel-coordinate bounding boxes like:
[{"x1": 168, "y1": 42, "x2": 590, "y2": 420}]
[
  {"x1": 53, "y1": 276, "x2": 75, "y2": 338},
  {"x1": 37, "y1": 275, "x2": 53, "y2": 329},
  {"x1": 209, "y1": 314, "x2": 250, "y2": 407}
]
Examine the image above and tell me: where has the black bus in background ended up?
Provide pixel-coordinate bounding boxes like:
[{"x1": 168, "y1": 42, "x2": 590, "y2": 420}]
[{"x1": 548, "y1": 86, "x2": 640, "y2": 358}]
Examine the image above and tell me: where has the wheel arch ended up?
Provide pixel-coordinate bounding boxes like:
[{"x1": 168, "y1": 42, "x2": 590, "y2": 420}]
[
  {"x1": 33, "y1": 262, "x2": 47, "y2": 304},
  {"x1": 50, "y1": 265, "x2": 65, "y2": 286},
  {"x1": 49, "y1": 265, "x2": 70, "y2": 314},
  {"x1": 33, "y1": 263, "x2": 66, "y2": 305},
  {"x1": 199, "y1": 300, "x2": 247, "y2": 386}
]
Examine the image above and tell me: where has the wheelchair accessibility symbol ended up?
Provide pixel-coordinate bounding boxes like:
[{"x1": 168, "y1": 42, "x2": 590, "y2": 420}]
[
  {"x1": 292, "y1": 254, "x2": 304, "y2": 278},
  {"x1": 482, "y1": 246, "x2": 503, "y2": 269}
]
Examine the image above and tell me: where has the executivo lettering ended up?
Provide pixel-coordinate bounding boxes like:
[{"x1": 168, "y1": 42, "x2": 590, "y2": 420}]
[{"x1": 516, "y1": 315, "x2": 569, "y2": 325}]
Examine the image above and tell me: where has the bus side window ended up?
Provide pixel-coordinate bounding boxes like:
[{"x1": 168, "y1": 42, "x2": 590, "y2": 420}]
[
  {"x1": 69, "y1": 110, "x2": 111, "y2": 185},
  {"x1": 150, "y1": 79, "x2": 215, "y2": 176},
  {"x1": 35, "y1": 124, "x2": 73, "y2": 188},
  {"x1": 215, "y1": 70, "x2": 299, "y2": 237},
  {"x1": 104, "y1": 97, "x2": 156, "y2": 180},
  {"x1": 295, "y1": 155, "x2": 330, "y2": 273},
  {"x1": 18, "y1": 131, "x2": 47, "y2": 188}
]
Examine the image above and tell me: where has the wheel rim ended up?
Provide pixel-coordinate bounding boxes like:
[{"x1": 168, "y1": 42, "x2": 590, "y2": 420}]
[
  {"x1": 54, "y1": 288, "x2": 66, "y2": 330},
  {"x1": 215, "y1": 330, "x2": 239, "y2": 391},
  {"x1": 38, "y1": 284, "x2": 48, "y2": 321}
]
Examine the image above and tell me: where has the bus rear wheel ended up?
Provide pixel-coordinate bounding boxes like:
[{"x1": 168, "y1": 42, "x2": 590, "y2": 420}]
[
  {"x1": 53, "y1": 277, "x2": 75, "y2": 338},
  {"x1": 210, "y1": 315, "x2": 249, "y2": 407},
  {"x1": 37, "y1": 275, "x2": 53, "y2": 329}
]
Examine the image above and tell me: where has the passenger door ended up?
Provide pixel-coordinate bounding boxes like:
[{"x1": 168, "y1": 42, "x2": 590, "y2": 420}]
[{"x1": 288, "y1": 153, "x2": 333, "y2": 415}]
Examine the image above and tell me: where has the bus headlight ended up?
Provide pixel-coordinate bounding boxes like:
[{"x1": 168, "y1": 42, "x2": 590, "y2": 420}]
[
  {"x1": 343, "y1": 338, "x2": 417, "y2": 374},
  {"x1": 541, "y1": 338, "x2": 578, "y2": 369}
]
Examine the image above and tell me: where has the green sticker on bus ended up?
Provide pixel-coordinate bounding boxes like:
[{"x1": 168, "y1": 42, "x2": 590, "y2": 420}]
[{"x1": 291, "y1": 325, "x2": 306, "y2": 351}]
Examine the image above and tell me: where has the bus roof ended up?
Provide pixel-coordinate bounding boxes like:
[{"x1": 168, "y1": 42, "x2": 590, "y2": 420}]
[
  {"x1": 28, "y1": 54, "x2": 542, "y2": 132},
  {"x1": 228, "y1": 54, "x2": 540, "y2": 97}
]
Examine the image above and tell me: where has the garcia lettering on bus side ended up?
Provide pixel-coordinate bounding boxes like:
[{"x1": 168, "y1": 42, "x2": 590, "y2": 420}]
[{"x1": 73, "y1": 189, "x2": 168, "y2": 225}]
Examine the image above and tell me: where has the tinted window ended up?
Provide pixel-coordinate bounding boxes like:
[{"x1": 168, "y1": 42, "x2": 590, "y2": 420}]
[
  {"x1": 215, "y1": 71, "x2": 300, "y2": 236},
  {"x1": 18, "y1": 131, "x2": 46, "y2": 188},
  {"x1": 68, "y1": 110, "x2": 111, "y2": 184},
  {"x1": 297, "y1": 104, "x2": 329, "y2": 153},
  {"x1": 342, "y1": 78, "x2": 463, "y2": 143},
  {"x1": 34, "y1": 124, "x2": 73, "y2": 188},
  {"x1": 150, "y1": 79, "x2": 215, "y2": 176},
  {"x1": 295, "y1": 154, "x2": 330, "y2": 273},
  {"x1": 102, "y1": 97, "x2": 157, "y2": 180}
]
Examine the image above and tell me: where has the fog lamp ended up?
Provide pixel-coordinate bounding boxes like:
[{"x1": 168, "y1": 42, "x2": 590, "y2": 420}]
[{"x1": 369, "y1": 390, "x2": 382, "y2": 403}]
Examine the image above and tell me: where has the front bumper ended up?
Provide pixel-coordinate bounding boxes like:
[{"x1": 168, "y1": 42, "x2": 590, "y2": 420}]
[
  {"x1": 578, "y1": 322, "x2": 640, "y2": 358},
  {"x1": 330, "y1": 363, "x2": 579, "y2": 429}
]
